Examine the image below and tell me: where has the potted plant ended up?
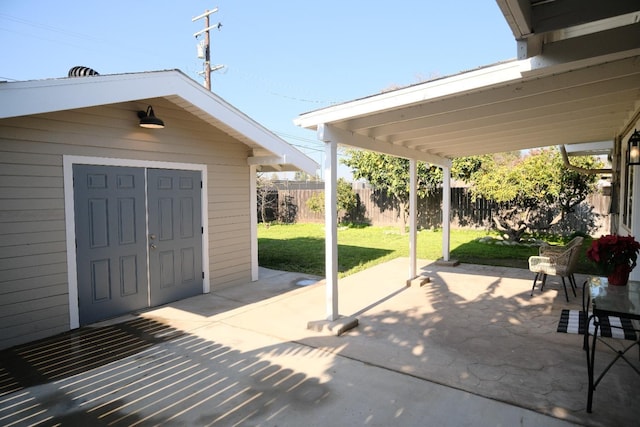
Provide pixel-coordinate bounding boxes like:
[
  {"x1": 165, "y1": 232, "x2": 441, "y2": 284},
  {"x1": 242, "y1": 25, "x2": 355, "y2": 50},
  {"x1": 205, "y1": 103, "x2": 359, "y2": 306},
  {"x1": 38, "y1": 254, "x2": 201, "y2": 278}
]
[{"x1": 586, "y1": 234, "x2": 640, "y2": 286}]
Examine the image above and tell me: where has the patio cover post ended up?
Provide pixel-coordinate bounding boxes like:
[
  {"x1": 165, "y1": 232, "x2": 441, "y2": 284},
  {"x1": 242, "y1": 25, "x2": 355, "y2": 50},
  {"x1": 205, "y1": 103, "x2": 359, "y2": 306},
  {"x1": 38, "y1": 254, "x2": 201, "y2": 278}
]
[
  {"x1": 442, "y1": 165, "x2": 451, "y2": 261},
  {"x1": 250, "y1": 165, "x2": 259, "y2": 281},
  {"x1": 322, "y1": 127, "x2": 339, "y2": 321},
  {"x1": 409, "y1": 159, "x2": 417, "y2": 279}
]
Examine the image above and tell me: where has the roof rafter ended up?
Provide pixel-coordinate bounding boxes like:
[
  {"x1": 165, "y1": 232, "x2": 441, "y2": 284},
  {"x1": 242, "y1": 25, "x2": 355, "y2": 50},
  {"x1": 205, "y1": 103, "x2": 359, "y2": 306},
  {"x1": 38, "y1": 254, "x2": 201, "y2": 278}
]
[{"x1": 318, "y1": 124, "x2": 451, "y2": 167}]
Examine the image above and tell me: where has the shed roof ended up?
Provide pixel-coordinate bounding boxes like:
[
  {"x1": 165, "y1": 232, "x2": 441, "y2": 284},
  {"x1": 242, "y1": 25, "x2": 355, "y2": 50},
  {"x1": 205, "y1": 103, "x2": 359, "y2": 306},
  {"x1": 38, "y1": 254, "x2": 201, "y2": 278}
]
[{"x1": 0, "y1": 69, "x2": 318, "y2": 175}]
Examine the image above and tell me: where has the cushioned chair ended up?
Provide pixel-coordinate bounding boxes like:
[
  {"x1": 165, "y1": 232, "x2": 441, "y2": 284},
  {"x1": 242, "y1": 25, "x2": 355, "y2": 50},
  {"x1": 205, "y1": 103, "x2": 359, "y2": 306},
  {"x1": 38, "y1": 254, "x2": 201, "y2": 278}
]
[
  {"x1": 529, "y1": 237, "x2": 584, "y2": 302},
  {"x1": 539, "y1": 236, "x2": 584, "y2": 287}
]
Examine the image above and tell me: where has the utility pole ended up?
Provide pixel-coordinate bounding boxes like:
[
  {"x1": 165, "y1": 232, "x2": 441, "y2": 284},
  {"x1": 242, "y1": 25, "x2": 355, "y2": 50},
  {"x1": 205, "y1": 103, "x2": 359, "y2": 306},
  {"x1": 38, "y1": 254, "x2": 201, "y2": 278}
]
[{"x1": 192, "y1": 8, "x2": 222, "y2": 91}]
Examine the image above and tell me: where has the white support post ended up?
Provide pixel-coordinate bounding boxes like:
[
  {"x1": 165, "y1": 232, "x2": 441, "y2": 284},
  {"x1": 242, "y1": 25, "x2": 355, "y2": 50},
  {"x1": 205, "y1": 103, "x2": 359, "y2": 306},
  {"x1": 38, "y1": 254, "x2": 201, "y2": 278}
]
[
  {"x1": 324, "y1": 136, "x2": 339, "y2": 321},
  {"x1": 250, "y1": 165, "x2": 259, "y2": 281},
  {"x1": 409, "y1": 159, "x2": 417, "y2": 280},
  {"x1": 305, "y1": 124, "x2": 358, "y2": 335},
  {"x1": 442, "y1": 165, "x2": 451, "y2": 261}
]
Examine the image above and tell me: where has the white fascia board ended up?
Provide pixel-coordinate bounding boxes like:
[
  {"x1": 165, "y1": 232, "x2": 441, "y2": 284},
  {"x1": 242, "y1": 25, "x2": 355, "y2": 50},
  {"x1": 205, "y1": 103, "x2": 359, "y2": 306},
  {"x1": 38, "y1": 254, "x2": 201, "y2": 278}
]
[
  {"x1": 495, "y1": 0, "x2": 533, "y2": 39},
  {"x1": 319, "y1": 124, "x2": 452, "y2": 168},
  {"x1": 163, "y1": 74, "x2": 319, "y2": 174},
  {"x1": 0, "y1": 71, "x2": 183, "y2": 118},
  {"x1": 0, "y1": 70, "x2": 318, "y2": 174},
  {"x1": 294, "y1": 60, "x2": 530, "y2": 130}
]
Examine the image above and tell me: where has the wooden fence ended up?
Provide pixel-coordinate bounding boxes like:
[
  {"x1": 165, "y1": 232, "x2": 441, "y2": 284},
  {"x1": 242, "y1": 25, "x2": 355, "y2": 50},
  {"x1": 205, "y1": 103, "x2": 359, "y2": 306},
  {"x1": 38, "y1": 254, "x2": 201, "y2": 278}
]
[{"x1": 266, "y1": 187, "x2": 611, "y2": 235}]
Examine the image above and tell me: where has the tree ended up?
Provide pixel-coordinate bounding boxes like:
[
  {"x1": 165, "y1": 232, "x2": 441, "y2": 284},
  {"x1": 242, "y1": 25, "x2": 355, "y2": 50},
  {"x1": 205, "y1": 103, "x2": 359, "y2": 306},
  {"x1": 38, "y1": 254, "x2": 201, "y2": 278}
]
[
  {"x1": 342, "y1": 150, "x2": 442, "y2": 229},
  {"x1": 457, "y1": 148, "x2": 602, "y2": 240},
  {"x1": 342, "y1": 148, "x2": 602, "y2": 240},
  {"x1": 294, "y1": 170, "x2": 318, "y2": 181},
  {"x1": 557, "y1": 155, "x2": 603, "y2": 217},
  {"x1": 257, "y1": 174, "x2": 277, "y2": 223},
  {"x1": 305, "y1": 178, "x2": 358, "y2": 222},
  {"x1": 306, "y1": 191, "x2": 324, "y2": 214},
  {"x1": 337, "y1": 178, "x2": 357, "y2": 219}
]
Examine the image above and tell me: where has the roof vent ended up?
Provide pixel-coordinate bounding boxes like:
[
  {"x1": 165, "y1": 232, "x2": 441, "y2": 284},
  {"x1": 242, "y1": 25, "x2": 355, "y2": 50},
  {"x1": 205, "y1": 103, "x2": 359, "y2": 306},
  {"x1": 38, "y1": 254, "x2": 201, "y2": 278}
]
[{"x1": 68, "y1": 66, "x2": 100, "y2": 77}]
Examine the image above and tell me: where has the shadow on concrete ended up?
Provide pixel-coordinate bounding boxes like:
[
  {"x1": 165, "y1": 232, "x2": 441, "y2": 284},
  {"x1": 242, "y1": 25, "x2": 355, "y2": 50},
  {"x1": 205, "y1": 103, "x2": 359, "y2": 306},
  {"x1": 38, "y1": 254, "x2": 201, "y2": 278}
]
[
  {"x1": 0, "y1": 318, "x2": 330, "y2": 426},
  {"x1": 294, "y1": 265, "x2": 640, "y2": 427},
  {"x1": 2, "y1": 262, "x2": 638, "y2": 427}
]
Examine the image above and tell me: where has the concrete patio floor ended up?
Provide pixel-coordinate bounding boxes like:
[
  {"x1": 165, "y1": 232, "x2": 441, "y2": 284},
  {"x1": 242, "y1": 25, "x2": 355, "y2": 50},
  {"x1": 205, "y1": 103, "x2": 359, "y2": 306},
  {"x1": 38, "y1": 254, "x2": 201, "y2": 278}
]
[{"x1": 2, "y1": 258, "x2": 639, "y2": 426}]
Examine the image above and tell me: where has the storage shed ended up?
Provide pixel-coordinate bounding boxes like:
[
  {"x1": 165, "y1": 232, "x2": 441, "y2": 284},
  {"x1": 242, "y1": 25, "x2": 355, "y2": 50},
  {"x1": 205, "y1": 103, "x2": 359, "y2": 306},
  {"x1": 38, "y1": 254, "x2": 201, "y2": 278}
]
[{"x1": 0, "y1": 69, "x2": 317, "y2": 350}]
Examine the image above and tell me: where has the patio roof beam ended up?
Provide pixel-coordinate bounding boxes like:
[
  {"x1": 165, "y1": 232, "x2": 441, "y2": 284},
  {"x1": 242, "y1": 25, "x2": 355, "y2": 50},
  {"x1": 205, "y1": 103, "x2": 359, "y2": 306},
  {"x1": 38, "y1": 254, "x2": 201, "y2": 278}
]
[
  {"x1": 318, "y1": 124, "x2": 451, "y2": 168},
  {"x1": 398, "y1": 111, "x2": 626, "y2": 151},
  {"x1": 247, "y1": 155, "x2": 286, "y2": 166},
  {"x1": 362, "y1": 78, "x2": 637, "y2": 143}
]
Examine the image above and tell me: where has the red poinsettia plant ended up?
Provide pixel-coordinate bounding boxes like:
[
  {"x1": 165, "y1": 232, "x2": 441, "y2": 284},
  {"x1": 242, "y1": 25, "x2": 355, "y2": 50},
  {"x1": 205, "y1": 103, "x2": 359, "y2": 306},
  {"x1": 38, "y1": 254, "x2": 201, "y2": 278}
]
[{"x1": 586, "y1": 234, "x2": 640, "y2": 277}]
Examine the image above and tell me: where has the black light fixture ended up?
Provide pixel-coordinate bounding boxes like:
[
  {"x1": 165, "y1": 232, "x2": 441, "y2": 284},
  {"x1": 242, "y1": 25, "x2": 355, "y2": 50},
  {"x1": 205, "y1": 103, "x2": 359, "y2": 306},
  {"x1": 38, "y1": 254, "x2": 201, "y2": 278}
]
[
  {"x1": 137, "y1": 105, "x2": 165, "y2": 129},
  {"x1": 627, "y1": 129, "x2": 640, "y2": 166}
]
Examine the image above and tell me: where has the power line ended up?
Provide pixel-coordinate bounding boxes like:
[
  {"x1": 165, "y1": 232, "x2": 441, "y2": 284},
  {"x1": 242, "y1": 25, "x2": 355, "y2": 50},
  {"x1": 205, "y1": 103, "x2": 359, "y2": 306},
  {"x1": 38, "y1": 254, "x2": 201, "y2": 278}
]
[
  {"x1": 0, "y1": 13, "x2": 102, "y2": 41},
  {"x1": 272, "y1": 130, "x2": 323, "y2": 145},
  {"x1": 0, "y1": 12, "x2": 182, "y2": 73},
  {"x1": 219, "y1": 65, "x2": 345, "y2": 106},
  {"x1": 290, "y1": 143, "x2": 324, "y2": 153}
]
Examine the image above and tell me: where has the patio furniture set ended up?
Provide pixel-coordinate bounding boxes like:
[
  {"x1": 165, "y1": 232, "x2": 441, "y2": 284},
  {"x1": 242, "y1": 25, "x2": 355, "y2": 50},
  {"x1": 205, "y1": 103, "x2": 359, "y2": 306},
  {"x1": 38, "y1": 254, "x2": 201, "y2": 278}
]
[{"x1": 528, "y1": 237, "x2": 640, "y2": 414}]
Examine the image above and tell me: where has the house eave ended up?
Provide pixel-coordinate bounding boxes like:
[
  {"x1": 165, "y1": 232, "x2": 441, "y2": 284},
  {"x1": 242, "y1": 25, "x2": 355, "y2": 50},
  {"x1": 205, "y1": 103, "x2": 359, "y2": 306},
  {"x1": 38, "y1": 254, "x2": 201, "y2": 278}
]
[{"x1": 0, "y1": 70, "x2": 318, "y2": 175}]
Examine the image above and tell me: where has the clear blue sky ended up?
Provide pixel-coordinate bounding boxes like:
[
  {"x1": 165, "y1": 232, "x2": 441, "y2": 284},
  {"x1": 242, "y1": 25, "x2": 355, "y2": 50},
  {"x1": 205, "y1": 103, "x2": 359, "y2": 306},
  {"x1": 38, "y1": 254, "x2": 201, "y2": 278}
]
[{"x1": 1, "y1": 1, "x2": 516, "y2": 176}]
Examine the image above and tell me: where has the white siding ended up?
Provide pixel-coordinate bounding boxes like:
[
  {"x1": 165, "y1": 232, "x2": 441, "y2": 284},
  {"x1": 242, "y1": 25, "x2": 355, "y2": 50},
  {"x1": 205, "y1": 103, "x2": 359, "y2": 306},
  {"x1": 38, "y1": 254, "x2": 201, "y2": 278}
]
[
  {"x1": 627, "y1": 119, "x2": 640, "y2": 282},
  {"x1": 0, "y1": 100, "x2": 252, "y2": 349}
]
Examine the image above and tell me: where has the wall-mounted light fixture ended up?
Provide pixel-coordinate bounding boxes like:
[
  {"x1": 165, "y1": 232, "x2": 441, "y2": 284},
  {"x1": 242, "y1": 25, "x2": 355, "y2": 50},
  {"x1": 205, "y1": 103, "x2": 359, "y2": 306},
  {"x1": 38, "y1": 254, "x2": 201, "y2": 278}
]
[
  {"x1": 137, "y1": 106, "x2": 165, "y2": 129},
  {"x1": 627, "y1": 129, "x2": 640, "y2": 166}
]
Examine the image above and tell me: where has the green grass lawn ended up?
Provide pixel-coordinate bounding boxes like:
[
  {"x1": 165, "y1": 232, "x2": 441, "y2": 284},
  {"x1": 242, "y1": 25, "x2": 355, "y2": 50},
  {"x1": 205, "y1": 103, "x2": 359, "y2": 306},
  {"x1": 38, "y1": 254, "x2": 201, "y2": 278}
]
[{"x1": 258, "y1": 223, "x2": 598, "y2": 277}]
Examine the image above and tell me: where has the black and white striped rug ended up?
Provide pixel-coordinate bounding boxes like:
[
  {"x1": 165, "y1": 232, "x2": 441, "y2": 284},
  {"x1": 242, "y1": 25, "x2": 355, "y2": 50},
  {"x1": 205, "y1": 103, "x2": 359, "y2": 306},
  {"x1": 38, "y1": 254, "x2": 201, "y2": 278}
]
[{"x1": 556, "y1": 309, "x2": 637, "y2": 340}]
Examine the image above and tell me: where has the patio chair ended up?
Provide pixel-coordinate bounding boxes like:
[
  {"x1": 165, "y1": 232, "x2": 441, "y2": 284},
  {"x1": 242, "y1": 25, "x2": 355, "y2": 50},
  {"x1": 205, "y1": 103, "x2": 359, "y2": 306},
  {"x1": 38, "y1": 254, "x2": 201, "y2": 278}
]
[
  {"x1": 538, "y1": 236, "x2": 584, "y2": 289},
  {"x1": 538, "y1": 236, "x2": 583, "y2": 254},
  {"x1": 528, "y1": 237, "x2": 584, "y2": 302}
]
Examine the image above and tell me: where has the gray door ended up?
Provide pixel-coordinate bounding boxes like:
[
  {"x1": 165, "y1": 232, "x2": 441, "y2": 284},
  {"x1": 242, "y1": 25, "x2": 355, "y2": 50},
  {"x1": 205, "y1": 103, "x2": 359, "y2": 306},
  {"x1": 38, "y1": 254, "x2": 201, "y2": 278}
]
[
  {"x1": 74, "y1": 165, "x2": 149, "y2": 325},
  {"x1": 147, "y1": 169, "x2": 203, "y2": 306}
]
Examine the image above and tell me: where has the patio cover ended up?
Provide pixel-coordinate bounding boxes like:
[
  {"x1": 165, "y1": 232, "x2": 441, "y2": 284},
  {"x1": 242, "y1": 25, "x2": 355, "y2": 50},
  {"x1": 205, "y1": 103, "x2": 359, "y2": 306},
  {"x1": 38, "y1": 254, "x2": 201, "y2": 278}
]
[
  {"x1": 294, "y1": 1, "x2": 640, "y2": 323},
  {"x1": 295, "y1": 54, "x2": 640, "y2": 160}
]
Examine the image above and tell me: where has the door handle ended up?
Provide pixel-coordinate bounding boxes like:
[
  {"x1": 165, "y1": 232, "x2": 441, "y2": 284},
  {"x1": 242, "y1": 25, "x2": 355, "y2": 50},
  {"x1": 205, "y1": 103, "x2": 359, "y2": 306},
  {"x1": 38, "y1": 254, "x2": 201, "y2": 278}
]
[
  {"x1": 149, "y1": 234, "x2": 156, "y2": 240},
  {"x1": 150, "y1": 244, "x2": 157, "y2": 250}
]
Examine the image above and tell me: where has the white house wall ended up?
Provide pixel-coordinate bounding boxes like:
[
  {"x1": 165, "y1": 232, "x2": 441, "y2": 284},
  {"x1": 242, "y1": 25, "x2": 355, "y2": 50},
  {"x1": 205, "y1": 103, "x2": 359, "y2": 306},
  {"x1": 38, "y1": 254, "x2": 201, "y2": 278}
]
[
  {"x1": 0, "y1": 100, "x2": 253, "y2": 350},
  {"x1": 625, "y1": 117, "x2": 640, "y2": 282}
]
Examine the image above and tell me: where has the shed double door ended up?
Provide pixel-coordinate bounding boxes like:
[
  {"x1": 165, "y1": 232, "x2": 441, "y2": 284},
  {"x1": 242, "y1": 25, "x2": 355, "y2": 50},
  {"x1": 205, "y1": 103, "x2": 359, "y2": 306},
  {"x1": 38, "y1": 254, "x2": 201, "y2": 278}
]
[{"x1": 74, "y1": 165, "x2": 202, "y2": 325}]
